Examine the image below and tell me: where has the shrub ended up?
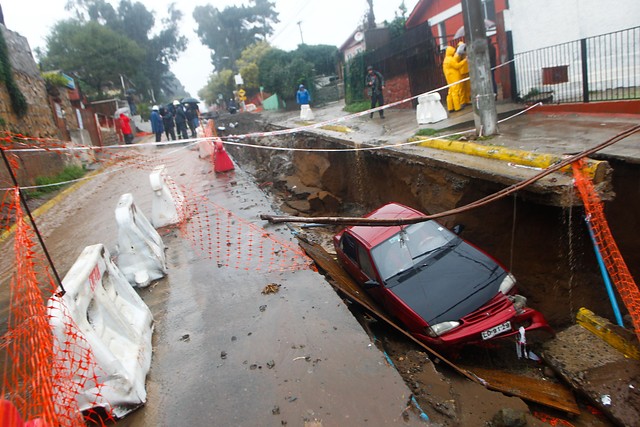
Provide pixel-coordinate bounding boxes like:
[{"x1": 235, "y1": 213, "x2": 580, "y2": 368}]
[
  {"x1": 26, "y1": 165, "x2": 86, "y2": 198},
  {"x1": 343, "y1": 101, "x2": 371, "y2": 113}
]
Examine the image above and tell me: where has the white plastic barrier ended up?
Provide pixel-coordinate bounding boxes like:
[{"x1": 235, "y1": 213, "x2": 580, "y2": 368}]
[
  {"x1": 48, "y1": 244, "x2": 154, "y2": 418},
  {"x1": 300, "y1": 104, "x2": 314, "y2": 120},
  {"x1": 198, "y1": 138, "x2": 215, "y2": 159},
  {"x1": 149, "y1": 165, "x2": 185, "y2": 228},
  {"x1": 416, "y1": 93, "x2": 448, "y2": 124},
  {"x1": 115, "y1": 193, "x2": 166, "y2": 287}
]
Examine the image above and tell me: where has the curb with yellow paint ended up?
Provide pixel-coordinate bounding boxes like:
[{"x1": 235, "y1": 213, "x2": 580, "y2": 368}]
[
  {"x1": 295, "y1": 121, "x2": 352, "y2": 134},
  {"x1": 411, "y1": 137, "x2": 608, "y2": 183},
  {"x1": 0, "y1": 168, "x2": 102, "y2": 244},
  {"x1": 576, "y1": 307, "x2": 640, "y2": 360}
]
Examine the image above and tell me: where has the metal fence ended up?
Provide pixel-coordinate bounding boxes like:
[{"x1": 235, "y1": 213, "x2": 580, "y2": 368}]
[
  {"x1": 356, "y1": 22, "x2": 465, "y2": 106},
  {"x1": 514, "y1": 26, "x2": 640, "y2": 103}
]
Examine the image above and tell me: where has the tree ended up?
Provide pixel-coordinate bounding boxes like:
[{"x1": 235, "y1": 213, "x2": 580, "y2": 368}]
[
  {"x1": 41, "y1": 20, "x2": 143, "y2": 97},
  {"x1": 294, "y1": 44, "x2": 338, "y2": 76},
  {"x1": 366, "y1": 0, "x2": 376, "y2": 30},
  {"x1": 193, "y1": 2, "x2": 278, "y2": 72},
  {"x1": 236, "y1": 41, "x2": 272, "y2": 72},
  {"x1": 248, "y1": 0, "x2": 279, "y2": 40},
  {"x1": 386, "y1": 1, "x2": 408, "y2": 39},
  {"x1": 259, "y1": 48, "x2": 314, "y2": 104},
  {"x1": 61, "y1": 0, "x2": 187, "y2": 100},
  {"x1": 344, "y1": 53, "x2": 366, "y2": 104},
  {"x1": 198, "y1": 69, "x2": 235, "y2": 105},
  {"x1": 236, "y1": 41, "x2": 272, "y2": 93}
]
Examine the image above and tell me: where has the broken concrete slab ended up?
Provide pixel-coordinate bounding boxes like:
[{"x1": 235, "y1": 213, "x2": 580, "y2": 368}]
[{"x1": 542, "y1": 324, "x2": 640, "y2": 426}]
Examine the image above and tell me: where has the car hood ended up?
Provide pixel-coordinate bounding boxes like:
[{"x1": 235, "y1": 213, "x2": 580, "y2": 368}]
[{"x1": 386, "y1": 241, "x2": 507, "y2": 325}]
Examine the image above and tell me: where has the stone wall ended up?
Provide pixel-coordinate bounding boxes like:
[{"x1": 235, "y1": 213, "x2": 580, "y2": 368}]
[
  {"x1": 0, "y1": 25, "x2": 70, "y2": 188},
  {"x1": 0, "y1": 24, "x2": 59, "y2": 139}
]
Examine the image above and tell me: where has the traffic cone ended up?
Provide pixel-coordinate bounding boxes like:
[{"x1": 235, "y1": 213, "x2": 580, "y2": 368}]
[{"x1": 214, "y1": 140, "x2": 234, "y2": 173}]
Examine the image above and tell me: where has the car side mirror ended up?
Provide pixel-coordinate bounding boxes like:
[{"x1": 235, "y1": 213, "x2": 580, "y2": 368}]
[
  {"x1": 452, "y1": 224, "x2": 465, "y2": 235},
  {"x1": 364, "y1": 279, "x2": 380, "y2": 289}
]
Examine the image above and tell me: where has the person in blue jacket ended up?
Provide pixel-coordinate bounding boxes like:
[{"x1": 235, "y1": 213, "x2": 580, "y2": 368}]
[
  {"x1": 296, "y1": 84, "x2": 311, "y2": 106},
  {"x1": 150, "y1": 105, "x2": 164, "y2": 142}
]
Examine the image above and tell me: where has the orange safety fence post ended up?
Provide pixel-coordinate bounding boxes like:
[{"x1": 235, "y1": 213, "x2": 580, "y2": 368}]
[{"x1": 572, "y1": 159, "x2": 640, "y2": 343}]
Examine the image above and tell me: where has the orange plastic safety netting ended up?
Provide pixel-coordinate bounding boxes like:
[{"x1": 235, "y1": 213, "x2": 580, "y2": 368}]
[
  {"x1": 532, "y1": 411, "x2": 575, "y2": 426},
  {"x1": 1, "y1": 128, "x2": 311, "y2": 423},
  {"x1": 1, "y1": 188, "x2": 113, "y2": 426},
  {"x1": 177, "y1": 184, "x2": 310, "y2": 272},
  {"x1": 572, "y1": 159, "x2": 640, "y2": 343}
]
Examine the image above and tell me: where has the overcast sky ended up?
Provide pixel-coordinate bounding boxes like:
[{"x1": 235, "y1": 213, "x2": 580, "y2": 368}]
[{"x1": 2, "y1": 0, "x2": 419, "y2": 97}]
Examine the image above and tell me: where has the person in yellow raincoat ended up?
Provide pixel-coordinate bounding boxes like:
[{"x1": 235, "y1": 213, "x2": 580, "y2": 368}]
[
  {"x1": 456, "y1": 42, "x2": 471, "y2": 105},
  {"x1": 442, "y1": 46, "x2": 468, "y2": 112}
]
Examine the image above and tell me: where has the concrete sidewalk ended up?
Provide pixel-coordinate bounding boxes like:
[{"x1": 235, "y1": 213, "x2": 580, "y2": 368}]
[{"x1": 263, "y1": 99, "x2": 640, "y2": 161}]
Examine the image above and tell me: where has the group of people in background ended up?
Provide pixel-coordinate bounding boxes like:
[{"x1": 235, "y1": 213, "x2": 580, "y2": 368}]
[{"x1": 150, "y1": 101, "x2": 200, "y2": 143}]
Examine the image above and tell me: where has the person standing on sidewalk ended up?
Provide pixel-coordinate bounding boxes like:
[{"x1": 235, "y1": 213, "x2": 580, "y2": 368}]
[
  {"x1": 119, "y1": 113, "x2": 134, "y2": 144},
  {"x1": 161, "y1": 106, "x2": 176, "y2": 141},
  {"x1": 442, "y1": 46, "x2": 467, "y2": 112},
  {"x1": 296, "y1": 84, "x2": 314, "y2": 120},
  {"x1": 173, "y1": 100, "x2": 189, "y2": 140},
  {"x1": 365, "y1": 65, "x2": 385, "y2": 119},
  {"x1": 296, "y1": 84, "x2": 311, "y2": 105},
  {"x1": 150, "y1": 105, "x2": 164, "y2": 142},
  {"x1": 456, "y1": 42, "x2": 471, "y2": 106}
]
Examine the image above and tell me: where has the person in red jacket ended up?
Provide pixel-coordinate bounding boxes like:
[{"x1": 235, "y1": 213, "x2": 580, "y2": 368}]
[{"x1": 120, "y1": 113, "x2": 133, "y2": 144}]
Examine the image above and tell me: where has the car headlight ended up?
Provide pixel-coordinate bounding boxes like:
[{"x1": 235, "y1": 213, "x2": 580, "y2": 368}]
[
  {"x1": 426, "y1": 321, "x2": 461, "y2": 337},
  {"x1": 499, "y1": 273, "x2": 516, "y2": 294}
]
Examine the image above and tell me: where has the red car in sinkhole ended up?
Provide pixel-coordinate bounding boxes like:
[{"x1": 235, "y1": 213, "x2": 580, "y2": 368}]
[{"x1": 333, "y1": 203, "x2": 553, "y2": 350}]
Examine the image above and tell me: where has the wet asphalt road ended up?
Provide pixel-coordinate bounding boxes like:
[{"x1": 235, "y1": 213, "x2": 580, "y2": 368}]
[{"x1": 1, "y1": 142, "x2": 423, "y2": 425}]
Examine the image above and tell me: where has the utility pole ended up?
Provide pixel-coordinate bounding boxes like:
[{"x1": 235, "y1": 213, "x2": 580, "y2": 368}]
[
  {"x1": 461, "y1": 0, "x2": 498, "y2": 136},
  {"x1": 297, "y1": 21, "x2": 304, "y2": 45}
]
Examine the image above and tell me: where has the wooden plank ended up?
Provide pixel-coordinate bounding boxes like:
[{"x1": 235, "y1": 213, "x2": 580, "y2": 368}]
[
  {"x1": 298, "y1": 238, "x2": 580, "y2": 415},
  {"x1": 465, "y1": 367, "x2": 580, "y2": 415}
]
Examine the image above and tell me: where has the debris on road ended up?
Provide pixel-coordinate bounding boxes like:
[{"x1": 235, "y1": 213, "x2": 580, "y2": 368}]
[{"x1": 261, "y1": 283, "x2": 281, "y2": 294}]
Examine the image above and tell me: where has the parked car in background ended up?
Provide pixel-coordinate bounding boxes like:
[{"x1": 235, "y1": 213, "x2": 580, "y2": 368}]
[{"x1": 333, "y1": 203, "x2": 553, "y2": 350}]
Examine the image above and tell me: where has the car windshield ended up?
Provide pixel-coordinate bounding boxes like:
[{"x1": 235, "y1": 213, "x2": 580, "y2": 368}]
[{"x1": 371, "y1": 221, "x2": 456, "y2": 281}]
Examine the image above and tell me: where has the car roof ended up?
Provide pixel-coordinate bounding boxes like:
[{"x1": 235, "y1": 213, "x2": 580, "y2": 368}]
[{"x1": 347, "y1": 203, "x2": 425, "y2": 248}]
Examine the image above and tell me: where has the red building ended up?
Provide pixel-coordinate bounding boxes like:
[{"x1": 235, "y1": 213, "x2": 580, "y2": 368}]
[
  {"x1": 406, "y1": 0, "x2": 511, "y2": 98},
  {"x1": 406, "y1": 0, "x2": 507, "y2": 48}
]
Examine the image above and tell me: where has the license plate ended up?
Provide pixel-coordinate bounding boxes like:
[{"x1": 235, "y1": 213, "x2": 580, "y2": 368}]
[{"x1": 481, "y1": 321, "x2": 512, "y2": 340}]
